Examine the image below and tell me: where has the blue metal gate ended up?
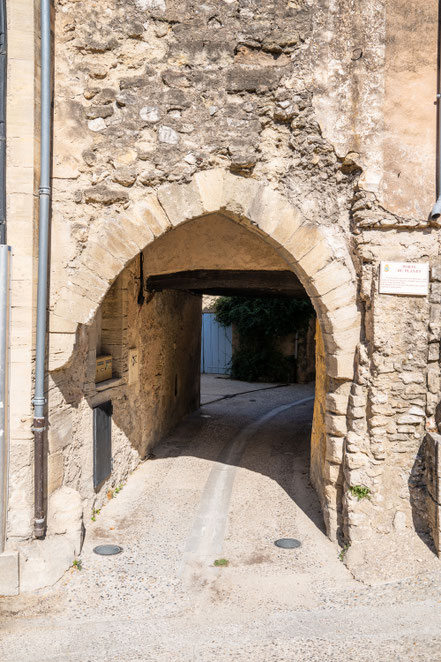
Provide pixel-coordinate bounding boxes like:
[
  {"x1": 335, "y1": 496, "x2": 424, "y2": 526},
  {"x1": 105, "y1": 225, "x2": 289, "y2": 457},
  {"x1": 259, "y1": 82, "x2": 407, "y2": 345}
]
[{"x1": 201, "y1": 313, "x2": 232, "y2": 375}]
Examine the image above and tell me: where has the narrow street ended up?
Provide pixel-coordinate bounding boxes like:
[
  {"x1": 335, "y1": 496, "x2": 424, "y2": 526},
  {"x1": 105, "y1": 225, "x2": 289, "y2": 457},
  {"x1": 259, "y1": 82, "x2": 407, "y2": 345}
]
[{"x1": 2, "y1": 378, "x2": 441, "y2": 661}]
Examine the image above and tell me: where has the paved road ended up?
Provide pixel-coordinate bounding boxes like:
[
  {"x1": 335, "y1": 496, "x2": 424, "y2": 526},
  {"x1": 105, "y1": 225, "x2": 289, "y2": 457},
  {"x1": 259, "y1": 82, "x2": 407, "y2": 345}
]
[{"x1": 2, "y1": 379, "x2": 441, "y2": 661}]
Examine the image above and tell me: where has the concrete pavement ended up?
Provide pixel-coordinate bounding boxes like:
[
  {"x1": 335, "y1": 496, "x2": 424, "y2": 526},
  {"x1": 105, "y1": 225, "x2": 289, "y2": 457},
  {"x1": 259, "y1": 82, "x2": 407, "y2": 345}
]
[{"x1": 2, "y1": 378, "x2": 441, "y2": 661}]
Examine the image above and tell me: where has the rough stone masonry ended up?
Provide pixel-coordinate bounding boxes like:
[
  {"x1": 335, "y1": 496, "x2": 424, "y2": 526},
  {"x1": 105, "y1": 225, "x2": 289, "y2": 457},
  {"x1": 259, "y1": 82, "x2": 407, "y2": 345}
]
[{"x1": 2, "y1": 0, "x2": 441, "y2": 593}]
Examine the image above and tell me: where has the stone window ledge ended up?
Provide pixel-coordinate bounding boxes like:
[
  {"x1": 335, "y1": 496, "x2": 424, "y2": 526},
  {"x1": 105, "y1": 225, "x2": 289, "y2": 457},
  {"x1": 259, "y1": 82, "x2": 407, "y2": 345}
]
[{"x1": 95, "y1": 376, "x2": 126, "y2": 392}]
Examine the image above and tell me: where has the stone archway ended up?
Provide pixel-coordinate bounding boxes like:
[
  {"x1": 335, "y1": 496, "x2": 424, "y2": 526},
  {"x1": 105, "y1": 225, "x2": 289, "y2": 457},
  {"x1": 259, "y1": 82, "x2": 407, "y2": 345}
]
[
  {"x1": 49, "y1": 169, "x2": 360, "y2": 538},
  {"x1": 50, "y1": 169, "x2": 360, "y2": 376}
]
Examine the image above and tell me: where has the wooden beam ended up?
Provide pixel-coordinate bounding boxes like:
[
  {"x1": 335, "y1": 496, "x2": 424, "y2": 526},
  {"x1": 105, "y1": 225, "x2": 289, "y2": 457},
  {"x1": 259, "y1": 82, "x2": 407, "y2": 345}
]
[{"x1": 146, "y1": 270, "x2": 307, "y2": 299}]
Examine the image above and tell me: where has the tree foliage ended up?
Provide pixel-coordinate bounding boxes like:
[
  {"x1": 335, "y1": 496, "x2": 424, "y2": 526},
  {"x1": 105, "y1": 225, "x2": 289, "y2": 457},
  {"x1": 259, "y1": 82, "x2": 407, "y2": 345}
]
[
  {"x1": 214, "y1": 296, "x2": 315, "y2": 339},
  {"x1": 214, "y1": 296, "x2": 315, "y2": 383}
]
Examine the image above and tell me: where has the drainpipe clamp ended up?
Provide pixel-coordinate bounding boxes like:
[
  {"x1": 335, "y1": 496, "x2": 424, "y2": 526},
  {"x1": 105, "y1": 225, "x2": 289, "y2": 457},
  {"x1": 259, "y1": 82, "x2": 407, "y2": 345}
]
[
  {"x1": 32, "y1": 396, "x2": 46, "y2": 407},
  {"x1": 38, "y1": 186, "x2": 51, "y2": 196}
]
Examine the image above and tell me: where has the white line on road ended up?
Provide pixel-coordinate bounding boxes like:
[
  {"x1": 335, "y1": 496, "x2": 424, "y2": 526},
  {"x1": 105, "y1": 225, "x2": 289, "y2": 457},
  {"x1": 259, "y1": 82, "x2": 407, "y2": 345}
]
[{"x1": 179, "y1": 396, "x2": 315, "y2": 577}]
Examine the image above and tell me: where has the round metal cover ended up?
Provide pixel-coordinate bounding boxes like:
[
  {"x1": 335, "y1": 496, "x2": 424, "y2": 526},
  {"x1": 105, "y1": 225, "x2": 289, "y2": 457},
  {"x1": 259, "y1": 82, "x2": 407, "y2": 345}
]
[
  {"x1": 93, "y1": 544, "x2": 122, "y2": 556},
  {"x1": 274, "y1": 538, "x2": 301, "y2": 549}
]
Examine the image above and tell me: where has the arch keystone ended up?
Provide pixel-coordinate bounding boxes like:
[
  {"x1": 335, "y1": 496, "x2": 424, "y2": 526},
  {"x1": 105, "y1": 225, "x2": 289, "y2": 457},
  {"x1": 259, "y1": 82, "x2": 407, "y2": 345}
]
[
  {"x1": 222, "y1": 173, "x2": 261, "y2": 219},
  {"x1": 194, "y1": 168, "x2": 225, "y2": 213}
]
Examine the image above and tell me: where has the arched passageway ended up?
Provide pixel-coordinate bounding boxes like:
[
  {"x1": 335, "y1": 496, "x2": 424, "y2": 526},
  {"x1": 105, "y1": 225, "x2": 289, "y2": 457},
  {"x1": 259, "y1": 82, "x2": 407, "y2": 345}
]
[{"x1": 47, "y1": 170, "x2": 360, "y2": 543}]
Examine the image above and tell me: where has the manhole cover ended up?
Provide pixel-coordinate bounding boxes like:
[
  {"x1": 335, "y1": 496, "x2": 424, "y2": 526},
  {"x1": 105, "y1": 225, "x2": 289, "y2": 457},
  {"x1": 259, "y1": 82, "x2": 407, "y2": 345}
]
[
  {"x1": 93, "y1": 544, "x2": 123, "y2": 556},
  {"x1": 274, "y1": 538, "x2": 301, "y2": 549}
]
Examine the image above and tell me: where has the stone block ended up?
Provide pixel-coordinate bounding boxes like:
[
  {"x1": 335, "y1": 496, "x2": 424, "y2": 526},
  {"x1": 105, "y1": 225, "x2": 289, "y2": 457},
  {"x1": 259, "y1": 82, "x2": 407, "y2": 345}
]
[
  {"x1": 194, "y1": 168, "x2": 225, "y2": 213},
  {"x1": 65, "y1": 266, "x2": 109, "y2": 305},
  {"x1": 327, "y1": 351, "x2": 355, "y2": 381},
  {"x1": 80, "y1": 240, "x2": 125, "y2": 284},
  {"x1": 0, "y1": 551, "x2": 19, "y2": 596},
  {"x1": 396, "y1": 413, "x2": 424, "y2": 425},
  {"x1": 51, "y1": 287, "x2": 97, "y2": 325},
  {"x1": 310, "y1": 260, "x2": 354, "y2": 298},
  {"x1": 95, "y1": 217, "x2": 140, "y2": 265},
  {"x1": 297, "y1": 239, "x2": 334, "y2": 279},
  {"x1": 315, "y1": 281, "x2": 357, "y2": 313},
  {"x1": 134, "y1": 195, "x2": 171, "y2": 237},
  {"x1": 325, "y1": 413, "x2": 347, "y2": 437},
  {"x1": 47, "y1": 486, "x2": 83, "y2": 555},
  {"x1": 222, "y1": 173, "x2": 261, "y2": 219},
  {"x1": 118, "y1": 213, "x2": 155, "y2": 251},
  {"x1": 19, "y1": 537, "x2": 76, "y2": 593},
  {"x1": 326, "y1": 436, "x2": 344, "y2": 463},
  {"x1": 48, "y1": 452, "x2": 64, "y2": 495},
  {"x1": 322, "y1": 325, "x2": 360, "y2": 353},
  {"x1": 428, "y1": 369, "x2": 440, "y2": 394},
  {"x1": 346, "y1": 452, "x2": 369, "y2": 470},
  {"x1": 428, "y1": 343, "x2": 440, "y2": 362},
  {"x1": 48, "y1": 332, "x2": 76, "y2": 371},
  {"x1": 246, "y1": 185, "x2": 303, "y2": 244},
  {"x1": 284, "y1": 224, "x2": 326, "y2": 264},
  {"x1": 324, "y1": 461, "x2": 343, "y2": 484},
  {"x1": 157, "y1": 180, "x2": 204, "y2": 226},
  {"x1": 326, "y1": 392, "x2": 349, "y2": 416},
  {"x1": 49, "y1": 314, "x2": 78, "y2": 334},
  {"x1": 48, "y1": 407, "x2": 73, "y2": 453}
]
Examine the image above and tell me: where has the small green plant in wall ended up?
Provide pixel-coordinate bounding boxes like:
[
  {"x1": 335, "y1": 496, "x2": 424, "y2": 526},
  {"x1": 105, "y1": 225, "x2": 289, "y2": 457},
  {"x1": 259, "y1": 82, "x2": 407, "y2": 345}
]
[
  {"x1": 114, "y1": 484, "x2": 124, "y2": 495},
  {"x1": 349, "y1": 485, "x2": 371, "y2": 501},
  {"x1": 338, "y1": 544, "x2": 351, "y2": 562},
  {"x1": 91, "y1": 508, "x2": 101, "y2": 521},
  {"x1": 72, "y1": 559, "x2": 82, "y2": 571},
  {"x1": 214, "y1": 558, "x2": 229, "y2": 567}
]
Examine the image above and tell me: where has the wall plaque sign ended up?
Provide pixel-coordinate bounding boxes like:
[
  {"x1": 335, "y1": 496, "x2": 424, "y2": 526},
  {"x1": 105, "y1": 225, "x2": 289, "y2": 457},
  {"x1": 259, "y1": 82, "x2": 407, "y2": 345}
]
[{"x1": 379, "y1": 261, "x2": 429, "y2": 296}]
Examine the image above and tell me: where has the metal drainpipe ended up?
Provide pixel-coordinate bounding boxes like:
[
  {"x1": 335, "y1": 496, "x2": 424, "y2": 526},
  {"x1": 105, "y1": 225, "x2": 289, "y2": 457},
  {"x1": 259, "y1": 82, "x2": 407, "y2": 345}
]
[
  {"x1": 430, "y1": 0, "x2": 441, "y2": 220},
  {"x1": 0, "y1": 0, "x2": 9, "y2": 555},
  {"x1": 33, "y1": 0, "x2": 52, "y2": 539}
]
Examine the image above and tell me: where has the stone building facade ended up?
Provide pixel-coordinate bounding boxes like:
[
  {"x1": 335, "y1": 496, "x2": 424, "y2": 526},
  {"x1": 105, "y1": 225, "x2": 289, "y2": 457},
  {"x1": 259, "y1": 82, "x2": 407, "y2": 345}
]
[{"x1": 2, "y1": 0, "x2": 441, "y2": 592}]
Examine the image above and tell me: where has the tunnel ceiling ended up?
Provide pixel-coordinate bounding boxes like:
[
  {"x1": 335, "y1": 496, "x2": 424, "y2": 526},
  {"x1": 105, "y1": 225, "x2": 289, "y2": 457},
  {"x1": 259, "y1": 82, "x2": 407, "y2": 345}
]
[{"x1": 146, "y1": 270, "x2": 308, "y2": 299}]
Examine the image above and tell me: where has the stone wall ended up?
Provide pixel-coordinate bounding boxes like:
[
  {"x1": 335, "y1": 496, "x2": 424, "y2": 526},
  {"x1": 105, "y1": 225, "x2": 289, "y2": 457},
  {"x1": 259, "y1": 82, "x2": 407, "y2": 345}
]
[{"x1": 46, "y1": 260, "x2": 201, "y2": 522}]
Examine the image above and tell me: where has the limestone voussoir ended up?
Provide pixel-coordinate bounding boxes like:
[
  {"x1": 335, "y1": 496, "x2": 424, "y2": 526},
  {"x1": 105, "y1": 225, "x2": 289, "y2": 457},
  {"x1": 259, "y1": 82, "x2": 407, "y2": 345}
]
[
  {"x1": 96, "y1": 217, "x2": 141, "y2": 265},
  {"x1": 310, "y1": 259, "x2": 355, "y2": 298},
  {"x1": 327, "y1": 351, "x2": 356, "y2": 381},
  {"x1": 51, "y1": 287, "x2": 97, "y2": 325},
  {"x1": 296, "y1": 238, "x2": 335, "y2": 280},
  {"x1": 246, "y1": 184, "x2": 303, "y2": 243},
  {"x1": 80, "y1": 239, "x2": 126, "y2": 284},
  {"x1": 118, "y1": 212, "x2": 155, "y2": 250},
  {"x1": 284, "y1": 224, "x2": 326, "y2": 264},
  {"x1": 133, "y1": 194, "x2": 171, "y2": 237},
  {"x1": 157, "y1": 180, "x2": 204, "y2": 226},
  {"x1": 48, "y1": 332, "x2": 76, "y2": 372},
  {"x1": 66, "y1": 265, "x2": 109, "y2": 304},
  {"x1": 194, "y1": 168, "x2": 225, "y2": 213},
  {"x1": 322, "y1": 326, "x2": 361, "y2": 354},
  {"x1": 314, "y1": 281, "x2": 357, "y2": 312},
  {"x1": 322, "y1": 304, "x2": 360, "y2": 334},
  {"x1": 221, "y1": 172, "x2": 261, "y2": 219}
]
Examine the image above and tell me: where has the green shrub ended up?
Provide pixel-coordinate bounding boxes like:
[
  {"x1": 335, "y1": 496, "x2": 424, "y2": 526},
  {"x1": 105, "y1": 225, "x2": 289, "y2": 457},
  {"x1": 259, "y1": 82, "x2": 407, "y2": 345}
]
[{"x1": 214, "y1": 296, "x2": 315, "y2": 383}]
